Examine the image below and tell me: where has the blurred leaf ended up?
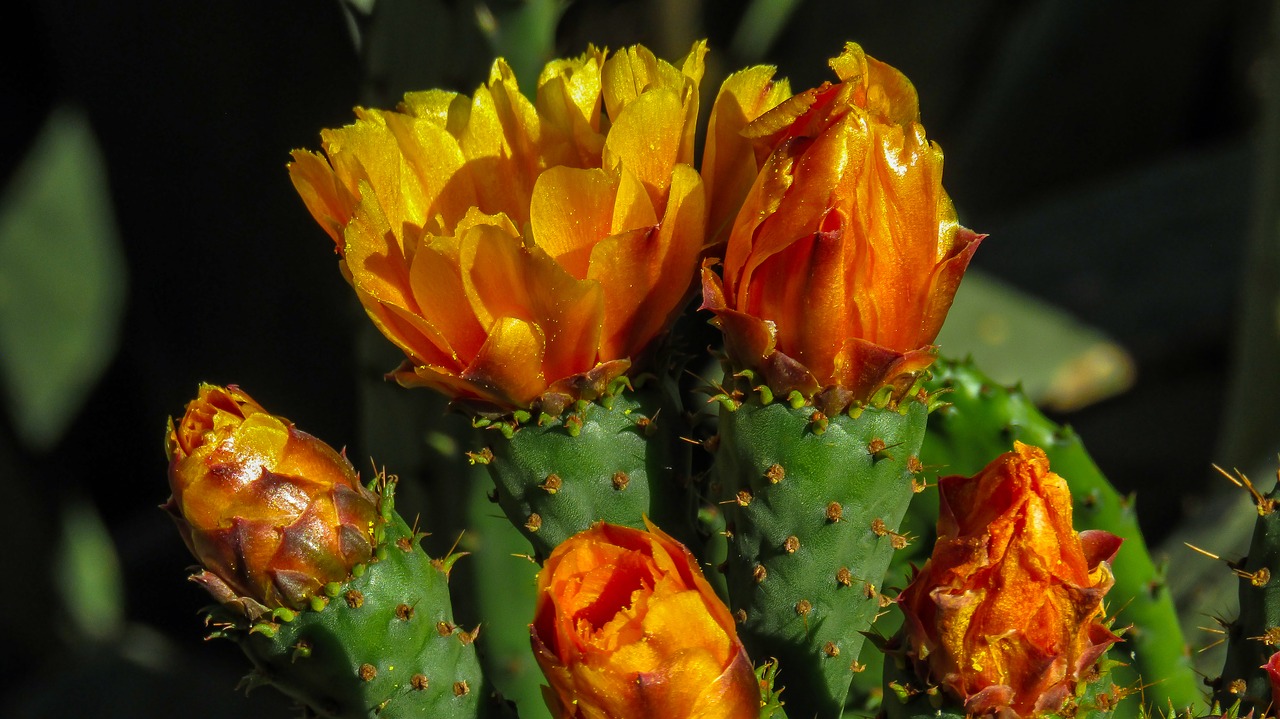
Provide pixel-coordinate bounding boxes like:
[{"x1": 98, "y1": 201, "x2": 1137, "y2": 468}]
[
  {"x1": 935, "y1": 270, "x2": 1134, "y2": 411},
  {"x1": 0, "y1": 105, "x2": 126, "y2": 451},
  {"x1": 730, "y1": 0, "x2": 802, "y2": 62},
  {"x1": 474, "y1": 0, "x2": 565, "y2": 94},
  {"x1": 55, "y1": 495, "x2": 125, "y2": 641}
]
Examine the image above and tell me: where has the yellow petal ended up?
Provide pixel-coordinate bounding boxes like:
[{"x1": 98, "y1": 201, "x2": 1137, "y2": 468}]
[
  {"x1": 702, "y1": 65, "x2": 792, "y2": 247},
  {"x1": 530, "y1": 166, "x2": 618, "y2": 279},
  {"x1": 457, "y1": 59, "x2": 542, "y2": 225},
  {"x1": 611, "y1": 166, "x2": 658, "y2": 235},
  {"x1": 380, "y1": 109, "x2": 476, "y2": 234},
  {"x1": 603, "y1": 87, "x2": 685, "y2": 215},
  {"x1": 590, "y1": 164, "x2": 705, "y2": 361},
  {"x1": 537, "y1": 46, "x2": 607, "y2": 168},
  {"x1": 287, "y1": 149, "x2": 353, "y2": 247}
]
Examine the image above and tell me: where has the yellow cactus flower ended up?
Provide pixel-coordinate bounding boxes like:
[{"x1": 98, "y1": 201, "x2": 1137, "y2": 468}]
[
  {"x1": 290, "y1": 43, "x2": 709, "y2": 412},
  {"x1": 897, "y1": 442, "x2": 1122, "y2": 718},
  {"x1": 531, "y1": 520, "x2": 758, "y2": 719},
  {"x1": 701, "y1": 42, "x2": 982, "y2": 404}
]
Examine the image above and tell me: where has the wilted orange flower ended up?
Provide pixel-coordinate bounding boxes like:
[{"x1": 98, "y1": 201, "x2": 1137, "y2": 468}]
[
  {"x1": 701, "y1": 42, "x2": 982, "y2": 403},
  {"x1": 531, "y1": 520, "x2": 757, "y2": 719},
  {"x1": 163, "y1": 384, "x2": 378, "y2": 617},
  {"x1": 898, "y1": 442, "x2": 1121, "y2": 718},
  {"x1": 290, "y1": 43, "x2": 709, "y2": 412}
]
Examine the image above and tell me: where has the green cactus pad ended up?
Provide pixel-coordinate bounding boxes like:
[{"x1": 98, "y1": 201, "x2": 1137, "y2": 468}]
[
  {"x1": 1214, "y1": 478, "x2": 1280, "y2": 714},
  {"x1": 207, "y1": 493, "x2": 493, "y2": 719},
  {"x1": 715, "y1": 392, "x2": 929, "y2": 719},
  {"x1": 920, "y1": 358, "x2": 1201, "y2": 715},
  {"x1": 477, "y1": 380, "x2": 693, "y2": 560}
]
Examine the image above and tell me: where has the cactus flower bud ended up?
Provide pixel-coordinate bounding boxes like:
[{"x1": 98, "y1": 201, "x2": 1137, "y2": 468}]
[
  {"x1": 531, "y1": 520, "x2": 758, "y2": 719},
  {"x1": 163, "y1": 384, "x2": 379, "y2": 617},
  {"x1": 701, "y1": 42, "x2": 981, "y2": 403},
  {"x1": 898, "y1": 442, "x2": 1121, "y2": 718}
]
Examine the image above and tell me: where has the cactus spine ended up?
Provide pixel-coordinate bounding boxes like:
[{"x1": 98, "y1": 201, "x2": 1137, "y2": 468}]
[
  {"x1": 475, "y1": 376, "x2": 693, "y2": 560},
  {"x1": 207, "y1": 477, "x2": 491, "y2": 719},
  {"x1": 921, "y1": 358, "x2": 1200, "y2": 715},
  {"x1": 714, "y1": 378, "x2": 931, "y2": 719}
]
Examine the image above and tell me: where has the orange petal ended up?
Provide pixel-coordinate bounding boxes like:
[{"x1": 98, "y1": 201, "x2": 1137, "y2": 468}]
[
  {"x1": 461, "y1": 316, "x2": 547, "y2": 406},
  {"x1": 459, "y1": 222, "x2": 604, "y2": 384}
]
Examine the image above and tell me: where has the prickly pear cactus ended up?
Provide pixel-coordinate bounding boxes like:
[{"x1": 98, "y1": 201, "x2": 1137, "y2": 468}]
[
  {"x1": 921, "y1": 358, "x2": 1200, "y2": 714},
  {"x1": 473, "y1": 377, "x2": 693, "y2": 560},
  {"x1": 207, "y1": 478, "x2": 491, "y2": 719},
  {"x1": 713, "y1": 379, "x2": 932, "y2": 719},
  {"x1": 1212, "y1": 472, "x2": 1280, "y2": 715}
]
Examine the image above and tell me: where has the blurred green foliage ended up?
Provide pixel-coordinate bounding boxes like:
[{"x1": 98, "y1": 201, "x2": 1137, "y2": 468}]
[{"x1": 0, "y1": 106, "x2": 126, "y2": 451}]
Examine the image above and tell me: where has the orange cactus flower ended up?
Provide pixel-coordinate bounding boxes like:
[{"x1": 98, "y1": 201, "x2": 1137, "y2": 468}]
[
  {"x1": 163, "y1": 384, "x2": 379, "y2": 618},
  {"x1": 701, "y1": 42, "x2": 982, "y2": 403},
  {"x1": 289, "y1": 43, "x2": 709, "y2": 412},
  {"x1": 531, "y1": 520, "x2": 758, "y2": 719},
  {"x1": 897, "y1": 442, "x2": 1121, "y2": 718}
]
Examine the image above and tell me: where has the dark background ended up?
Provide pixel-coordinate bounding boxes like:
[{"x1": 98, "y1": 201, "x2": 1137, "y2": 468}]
[{"x1": 2, "y1": 0, "x2": 1270, "y2": 715}]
